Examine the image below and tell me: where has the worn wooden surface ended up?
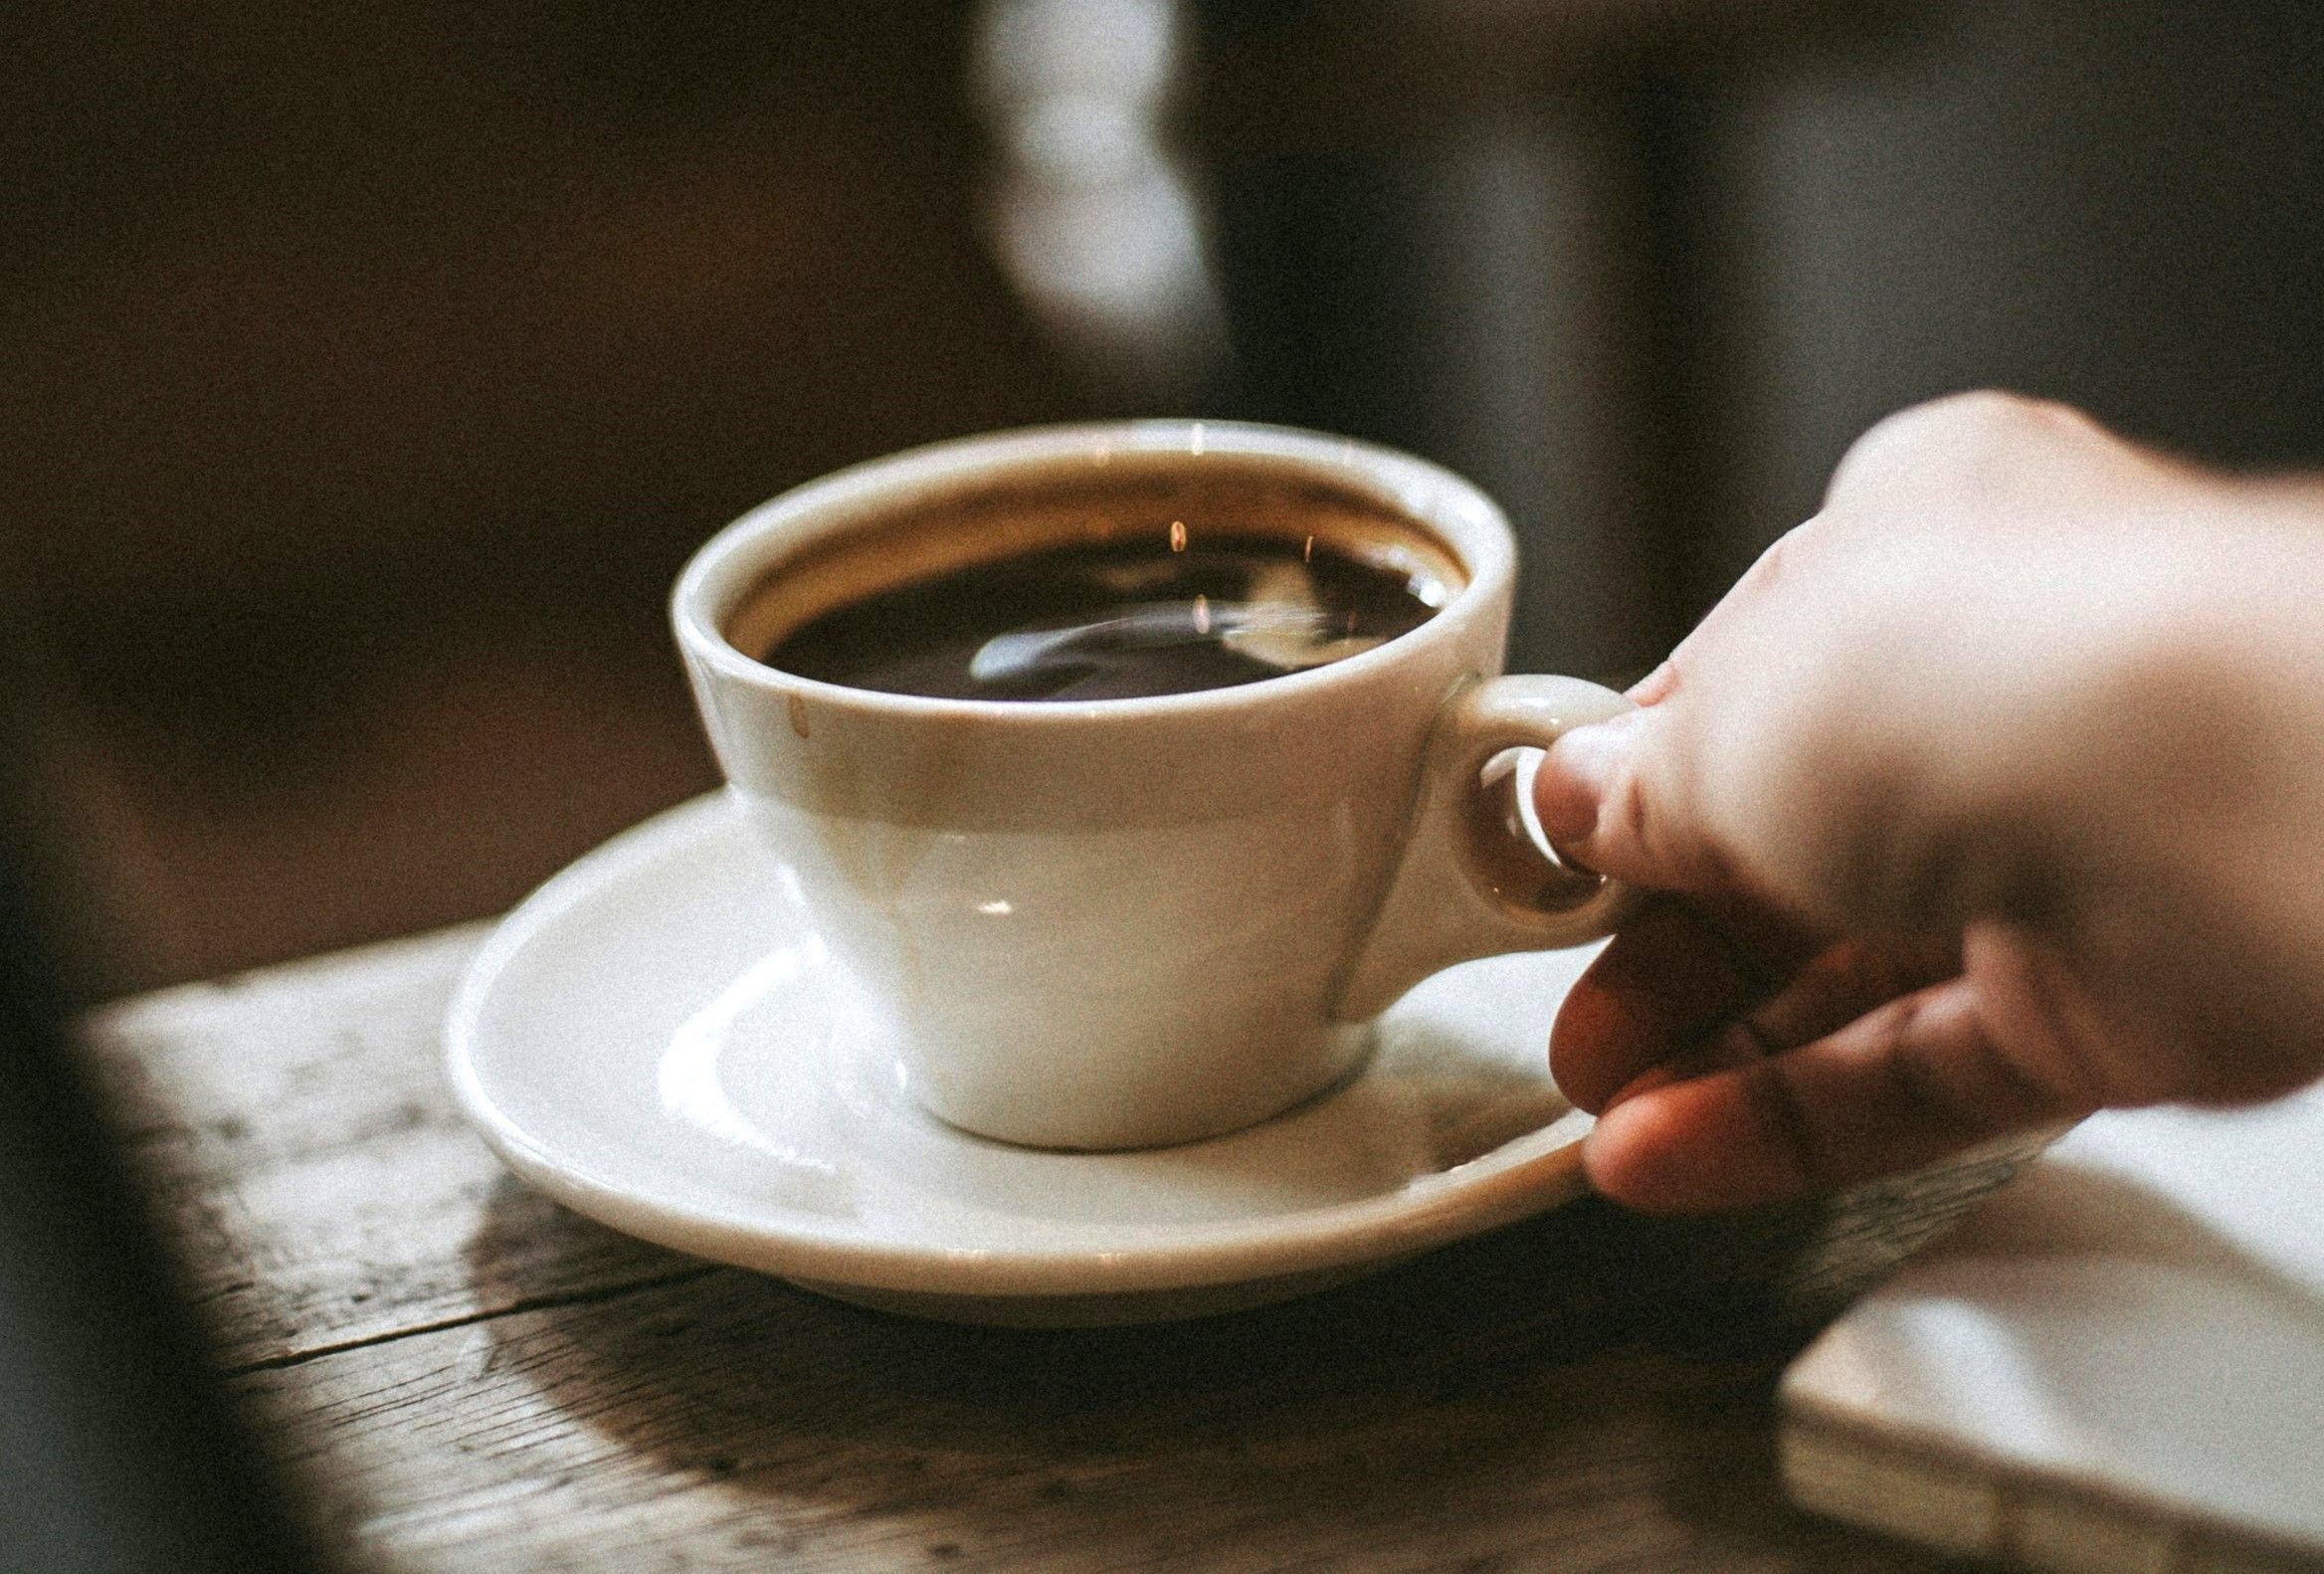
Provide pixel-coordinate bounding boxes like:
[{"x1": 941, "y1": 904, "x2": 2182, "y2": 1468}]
[{"x1": 82, "y1": 926, "x2": 2032, "y2": 1572}]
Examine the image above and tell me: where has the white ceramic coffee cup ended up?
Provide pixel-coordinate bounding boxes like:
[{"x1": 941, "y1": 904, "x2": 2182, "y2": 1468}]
[{"x1": 674, "y1": 421, "x2": 1637, "y2": 1150}]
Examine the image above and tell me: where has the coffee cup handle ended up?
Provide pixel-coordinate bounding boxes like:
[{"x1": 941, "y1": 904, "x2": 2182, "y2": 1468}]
[{"x1": 1332, "y1": 675, "x2": 1643, "y2": 1022}]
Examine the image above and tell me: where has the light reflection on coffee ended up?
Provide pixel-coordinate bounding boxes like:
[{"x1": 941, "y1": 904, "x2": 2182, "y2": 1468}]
[{"x1": 758, "y1": 527, "x2": 1451, "y2": 701}]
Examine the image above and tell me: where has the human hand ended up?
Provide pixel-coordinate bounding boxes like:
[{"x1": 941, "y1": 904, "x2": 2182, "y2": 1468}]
[{"x1": 1533, "y1": 391, "x2": 2324, "y2": 1212}]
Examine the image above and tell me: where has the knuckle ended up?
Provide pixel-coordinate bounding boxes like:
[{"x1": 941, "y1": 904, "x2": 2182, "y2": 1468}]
[
  {"x1": 1826, "y1": 389, "x2": 2089, "y2": 510},
  {"x1": 1896, "y1": 388, "x2": 2057, "y2": 452},
  {"x1": 1614, "y1": 766, "x2": 1653, "y2": 857},
  {"x1": 1609, "y1": 750, "x2": 1730, "y2": 890},
  {"x1": 1871, "y1": 1000, "x2": 1987, "y2": 1135},
  {"x1": 1736, "y1": 1061, "x2": 1824, "y2": 1191},
  {"x1": 1628, "y1": 660, "x2": 1680, "y2": 706},
  {"x1": 1734, "y1": 523, "x2": 1807, "y2": 595}
]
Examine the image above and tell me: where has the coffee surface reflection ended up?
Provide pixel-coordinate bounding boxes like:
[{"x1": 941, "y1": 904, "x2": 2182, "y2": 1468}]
[{"x1": 761, "y1": 530, "x2": 1447, "y2": 701}]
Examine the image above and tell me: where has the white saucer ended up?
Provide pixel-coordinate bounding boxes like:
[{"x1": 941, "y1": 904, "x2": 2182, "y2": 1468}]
[{"x1": 447, "y1": 792, "x2": 1601, "y2": 1325}]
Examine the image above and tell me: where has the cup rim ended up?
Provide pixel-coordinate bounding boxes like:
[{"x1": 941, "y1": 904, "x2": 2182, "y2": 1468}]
[{"x1": 671, "y1": 419, "x2": 1517, "y2": 722}]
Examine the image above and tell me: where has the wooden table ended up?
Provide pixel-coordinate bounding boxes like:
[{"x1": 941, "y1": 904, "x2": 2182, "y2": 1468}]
[{"x1": 83, "y1": 925, "x2": 2028, "y2": 1572}]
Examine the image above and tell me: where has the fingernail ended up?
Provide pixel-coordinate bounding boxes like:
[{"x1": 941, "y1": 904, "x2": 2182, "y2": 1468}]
[{"x1": 1535, "y1": 719, "x2": 1627, "y2": 843}]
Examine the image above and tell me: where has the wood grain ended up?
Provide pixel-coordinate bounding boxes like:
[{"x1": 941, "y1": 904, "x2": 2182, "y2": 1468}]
[
  {"x1": 83, "y1": 928, "x2": 687, "y2": 1369},
  {"x1": 80, "y1": 927, "x2": 2037, "y2": 1572}
]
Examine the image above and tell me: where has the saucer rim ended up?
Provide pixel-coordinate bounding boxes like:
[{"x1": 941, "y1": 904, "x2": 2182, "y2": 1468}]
[{"x1": 445, "y1": 792, "x2": 1594, "y2": 1299}]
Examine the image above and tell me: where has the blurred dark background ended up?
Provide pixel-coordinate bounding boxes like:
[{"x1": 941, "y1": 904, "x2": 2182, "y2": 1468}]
[{"x1": 8, "y1": 0, "x2": 2322, "y2": 994}]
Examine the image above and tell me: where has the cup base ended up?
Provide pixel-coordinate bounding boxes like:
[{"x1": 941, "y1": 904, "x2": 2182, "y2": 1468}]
[{"x1": 890, "y1": 1021, "x2": 1379, "y2": 1153}]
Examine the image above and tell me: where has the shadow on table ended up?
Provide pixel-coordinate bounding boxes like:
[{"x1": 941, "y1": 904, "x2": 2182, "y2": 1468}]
[{"x1": 460, "y1": 1147, "x2": 2030, "y2": 1571}]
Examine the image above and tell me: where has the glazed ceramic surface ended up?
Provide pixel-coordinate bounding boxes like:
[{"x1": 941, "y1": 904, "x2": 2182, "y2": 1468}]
[
  {"x1": 445, "y1": 794, "x2": 1602, "y2": 1325},
  {"x1": 672, "y1": 421, "x2": 1632, "y2": 1149}
]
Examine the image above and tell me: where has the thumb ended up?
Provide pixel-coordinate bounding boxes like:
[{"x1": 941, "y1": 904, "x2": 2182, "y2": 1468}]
[{"x1": 1534, "y1": 705, "x2": 1729, "y2": 893}]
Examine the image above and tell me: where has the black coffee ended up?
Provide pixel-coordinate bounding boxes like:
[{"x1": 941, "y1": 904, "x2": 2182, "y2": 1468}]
[{"x1": 760, "y1": 529, "x2": 1447, "y2": 701}]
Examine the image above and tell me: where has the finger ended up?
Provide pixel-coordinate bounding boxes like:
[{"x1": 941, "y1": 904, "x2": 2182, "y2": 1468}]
[
  {"x1": 1591, "y1": 1027, "x2": 1770, "y2": 1107},
  {"x1": 1581, "y1": 976, "x2": 2088, "y2": 1213},
  {"x1": 1733, "y1": 936, "x2": 1928, "y2": 1057},
  {"x1": 1600, "y1": 933, "x2": 1934, "y2": 1108},
  {"x1": 1627, "y1": 661, "x2": 1678, "y2": 705},
  {"x1": 1688, "y1": 888, "x2": 1831, "y2": 994},
  {"x1": 1550, "y1": 897, "x2": 1811, "y2": 1112},
  {"x1": 1532, "y1": 709, "x2": 1640, "y2": 852},
  {"x1": 1551, "y1": 901, "x2": 1750, "y2": 1112},
  {"x1": 1534, "y1": 706, "x2": 1735, "y2": 892}
]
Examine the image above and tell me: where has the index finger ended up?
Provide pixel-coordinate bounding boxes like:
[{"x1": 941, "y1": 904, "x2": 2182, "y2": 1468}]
[{"x1": 1550, "y1": 892, "x2": 1827, "y2": 1111}]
